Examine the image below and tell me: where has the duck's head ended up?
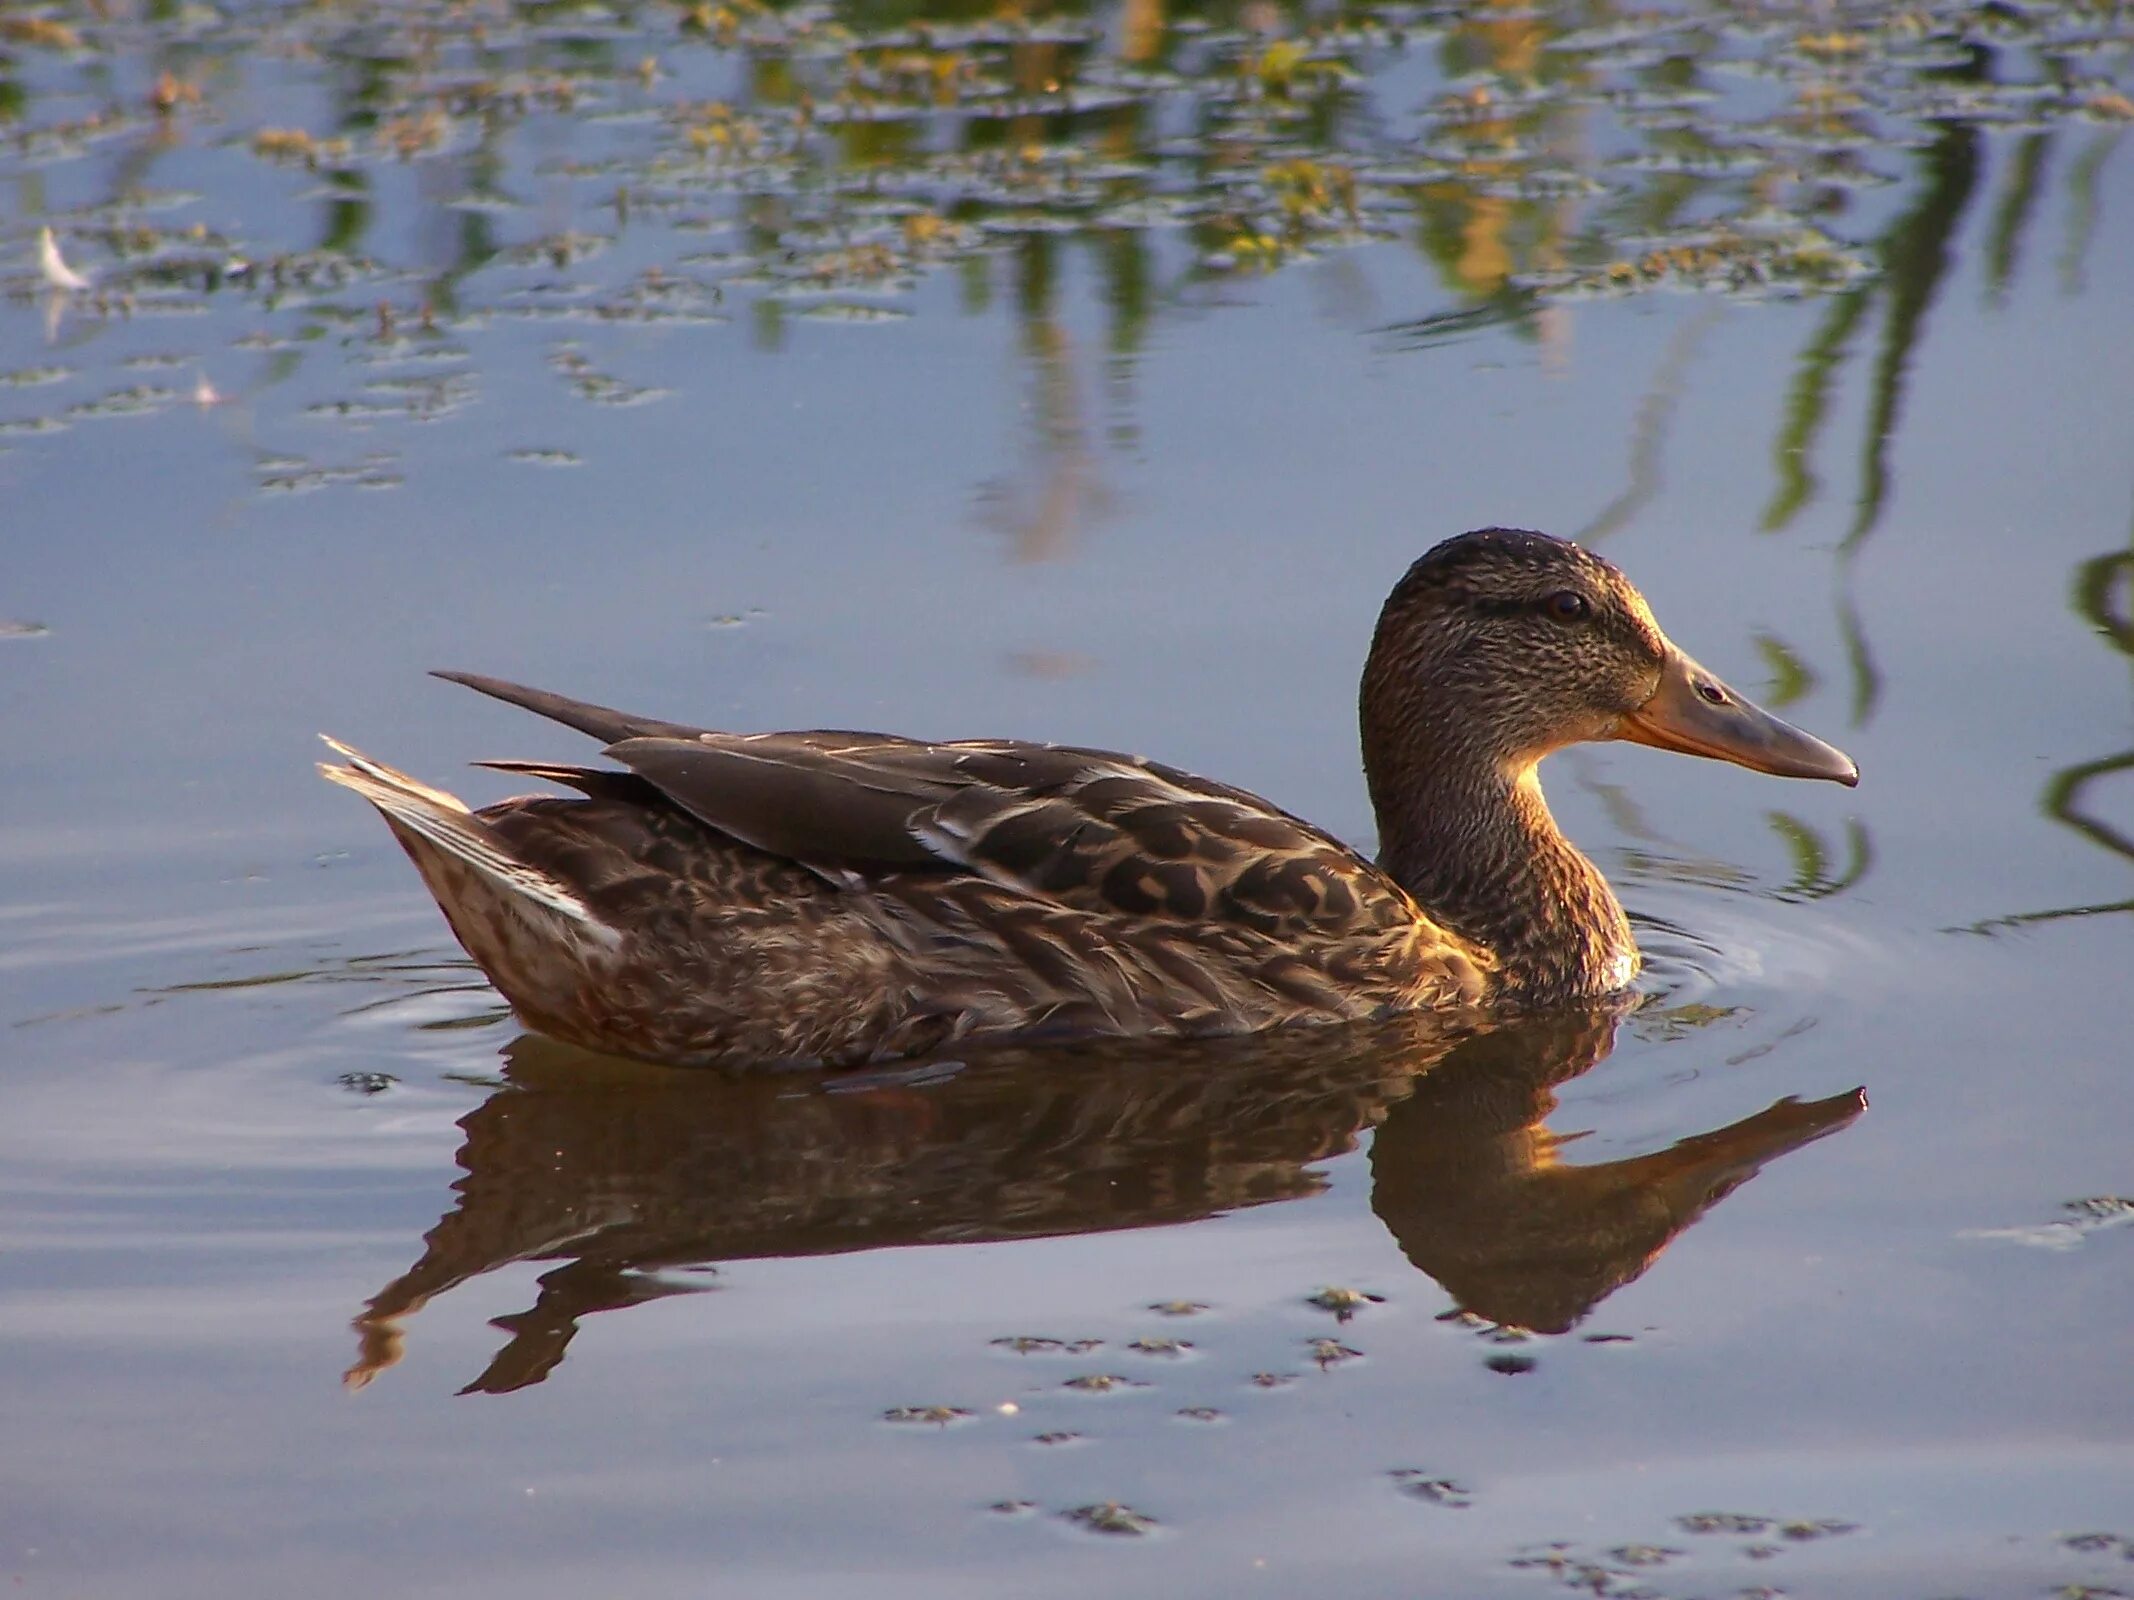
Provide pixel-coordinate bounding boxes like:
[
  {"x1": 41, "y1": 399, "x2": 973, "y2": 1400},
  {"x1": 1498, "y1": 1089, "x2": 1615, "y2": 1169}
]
[{"x1": 1365, "y1": 528, "x2": 1857, "y2": 787}]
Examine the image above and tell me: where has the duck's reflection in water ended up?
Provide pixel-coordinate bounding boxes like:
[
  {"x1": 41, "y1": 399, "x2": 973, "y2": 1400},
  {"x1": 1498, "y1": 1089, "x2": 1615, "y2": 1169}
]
[{"x1": 349, "y1": 1013, "x2": 1862, "y2": 1393}]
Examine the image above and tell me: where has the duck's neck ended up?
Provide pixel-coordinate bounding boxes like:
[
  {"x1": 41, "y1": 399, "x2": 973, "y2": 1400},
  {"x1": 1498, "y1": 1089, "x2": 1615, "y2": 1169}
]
[{"x1": 1369, "y1": 750, "x2": 1637, "y2": 1006}]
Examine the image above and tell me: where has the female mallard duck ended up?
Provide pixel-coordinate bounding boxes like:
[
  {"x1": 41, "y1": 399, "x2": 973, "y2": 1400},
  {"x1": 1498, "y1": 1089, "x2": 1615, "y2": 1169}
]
[{"x1": 322, "y1": 528, "x2": 1856, "y2": 1067}]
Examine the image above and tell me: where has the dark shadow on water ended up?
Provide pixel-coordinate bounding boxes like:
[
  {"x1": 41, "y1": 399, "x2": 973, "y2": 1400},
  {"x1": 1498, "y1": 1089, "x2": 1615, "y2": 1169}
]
[{"x1": 348, "y1": 1011, "x2": 1862, "y2": 1394}]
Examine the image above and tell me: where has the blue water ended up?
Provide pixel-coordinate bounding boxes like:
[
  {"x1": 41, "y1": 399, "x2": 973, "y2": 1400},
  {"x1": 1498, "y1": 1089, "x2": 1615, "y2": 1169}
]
[{"x1": 3, "y1": 3, "x2": 2131, "y2": 1593}]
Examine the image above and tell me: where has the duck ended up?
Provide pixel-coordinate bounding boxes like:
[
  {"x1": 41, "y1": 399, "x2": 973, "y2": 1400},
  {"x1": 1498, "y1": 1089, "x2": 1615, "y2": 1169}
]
[{"x1": 320, "y1": 528, "x2": 1857, "y2": 1067}]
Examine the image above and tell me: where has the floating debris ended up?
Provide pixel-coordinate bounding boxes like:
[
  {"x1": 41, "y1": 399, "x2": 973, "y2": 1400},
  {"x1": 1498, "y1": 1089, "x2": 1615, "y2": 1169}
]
[
  {"x1": 1064, "y1": 1502, "x2": 1157, "y2": 1537},
  {"x1": 1125, "y1": 1338, "x2": 1191, "y2": 1358},
  {"x1": 64, "y1": 386, "x2": 174, "y2": 422},
  {"x1": 881, "y1": 1405, "x2": 971, "y2": 1426},
  {"x1": 2061, "y1": 1532, "x2": 2133, "y2": 1556},
  {"x1": 1609, "y1": 1543, "x2": 1683, "y2": 1565},
  {"x1": 1060, "y1": 1373, "x2": 1144, "y2": 1394},
  {"x1": 1306, "y1": 1338, "x2": 1361, "y2": 1370},
  {"x1": 256, "y1": 455, "x2": 405, "y2": 495},
  {"x1": 1962, "y1": 1197, "x2": 2134, "y2": 1251},
  {"x1": 990, "y1": 1335, "x2": 1102, "y2": 1356},
  {"x1": 1677, "y1": 1512, "x2": 1772, "y2": 1536},
  {"x1": 1390, "y1": 1470, "x2": 1472, "y2": 1508},
  {"x1": 796, "y1": 302, "x2": 912, "y2": 324},
  {"x1": 336, "y1": 1071, "x2": 398, "y2": 1095},
  {"x1": 1307, "y1": 1286, "x2": 1384, "y2": 1321},
  {"x1": 1147, "y1": 1300, "x2": 1209, "y2": 1317},
  {"x1": 1778, "y1": 1518, "x2": 1857, "y2": 1541}
]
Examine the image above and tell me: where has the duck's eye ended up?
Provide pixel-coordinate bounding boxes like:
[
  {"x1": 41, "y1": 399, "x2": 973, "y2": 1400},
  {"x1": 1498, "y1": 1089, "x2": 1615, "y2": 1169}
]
[{"x1": 1542, "y1": 590, "x2": 1591, "y2": 623}]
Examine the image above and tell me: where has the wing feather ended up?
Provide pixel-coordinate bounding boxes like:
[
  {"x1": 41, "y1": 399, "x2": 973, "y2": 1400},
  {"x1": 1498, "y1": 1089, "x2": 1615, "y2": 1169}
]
[
  {"x1": 433, "y1": 673, "x2": 1422, "y2": 944},
  {"x1": 599, "y1": 730, "x2": 1417, "y2": 941}
]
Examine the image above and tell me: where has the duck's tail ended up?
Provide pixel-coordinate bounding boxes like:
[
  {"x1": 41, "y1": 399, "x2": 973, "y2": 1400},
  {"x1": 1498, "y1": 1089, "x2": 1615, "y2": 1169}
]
[{"x1": 317, "y1": 736, "x2": 616, "y2": 941}]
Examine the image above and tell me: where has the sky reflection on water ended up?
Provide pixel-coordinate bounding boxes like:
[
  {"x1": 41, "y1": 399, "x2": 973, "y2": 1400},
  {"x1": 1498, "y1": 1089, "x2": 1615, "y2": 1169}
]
[{"x1": 2, "y1": 0, "x2": 2131, "y2": 1593}]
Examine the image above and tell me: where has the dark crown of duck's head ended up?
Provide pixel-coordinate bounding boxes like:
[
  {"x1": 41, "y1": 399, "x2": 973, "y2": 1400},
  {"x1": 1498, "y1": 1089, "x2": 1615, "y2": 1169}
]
[{"x1": 1386, "y1": 528, "x2": 1631, "y2": 615}]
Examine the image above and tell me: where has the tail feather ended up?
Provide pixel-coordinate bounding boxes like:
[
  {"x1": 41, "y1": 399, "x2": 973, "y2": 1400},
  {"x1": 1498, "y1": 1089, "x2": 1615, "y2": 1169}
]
[{"x1": 317, "y1": 736, "x2": 616, "y2": 942}]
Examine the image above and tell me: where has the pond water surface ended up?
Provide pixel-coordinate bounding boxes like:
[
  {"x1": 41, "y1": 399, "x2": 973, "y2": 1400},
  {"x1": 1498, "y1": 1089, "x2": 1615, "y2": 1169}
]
[{"x1": 3, "y1": 1, "x2": 2131, "y2": 1595}]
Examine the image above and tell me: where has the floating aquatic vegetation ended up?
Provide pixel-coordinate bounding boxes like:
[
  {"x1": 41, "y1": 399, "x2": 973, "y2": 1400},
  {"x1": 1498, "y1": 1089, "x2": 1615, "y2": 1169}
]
[
  {"x1": 1307, "y1": 1285, "x2": 1384, "y2": 1320},
  {"x1": 1611, "y1": 1542, "x2": 1682, "y2": 1565},
  {"x1": 1674, "y1": 1508, "x2": 1858, "y2": 1539},
  {"x1": 336, "y1": 1071, "x2": 398, "y2": 1095},
  {"x1": 797, "y1": 302, "x2": 911, "y2": 323},
  {"x1": 1060, "y1": 1372, "x2": 1145, "y2": 1393},
  {"x1": 1063, "y1": 1501, "x2": 1157, "y2": 1536},
  {"x1": 880, "y1": 1404, "x2": 971, "y2": 1425},
  {"x1": 1778, "y1": 1517, "x2": 1858, "y2": 1540},
  {"x1": 990, "y1": 1334, "x2": 1102, "y2": 1354},
  {"x1": 1390, "y1": 1469, "x2": 1473, "y2": 1508},
  {"x1": 255, "y1": 452, "x2": 404, "y2": 494},
  {"x1": 63, "y1": 385, "x2": 174, "y2": 421},
  {"x1": 2061, "y1": 1531, "x2": 2133, "y2": 1556},
  {"x1": 1676, "y1": 1511, "x2": 1770, "y2": 1535},
  {"x1": 0, "y1": 0, "x2": 2120, "y2": 501},
  {"x1": 1305, "y1": 1337, "x2": 1361, "y2": 1369},
  {"x1": 1124, "y1": 1337, "x2": 1191, "y2": 1357},
  {"x1": 1961, "y1": 1196, "x2": 2134, "y2": 1251}
]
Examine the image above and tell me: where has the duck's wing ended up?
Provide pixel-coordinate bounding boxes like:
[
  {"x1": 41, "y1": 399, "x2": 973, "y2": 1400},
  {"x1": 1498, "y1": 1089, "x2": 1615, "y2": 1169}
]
[
  {"x1": 437, "y1": 672, "x2": 1419, "y2": 941},
  {"x1": 610, "y1": 733, "x2": 1423, "y2": 941}
]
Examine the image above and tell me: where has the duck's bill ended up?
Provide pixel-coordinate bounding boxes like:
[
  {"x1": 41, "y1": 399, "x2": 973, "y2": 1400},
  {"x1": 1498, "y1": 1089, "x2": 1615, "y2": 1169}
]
[{"x1": 1618, "y1": 649, "x2": 1859, "y2": 787}]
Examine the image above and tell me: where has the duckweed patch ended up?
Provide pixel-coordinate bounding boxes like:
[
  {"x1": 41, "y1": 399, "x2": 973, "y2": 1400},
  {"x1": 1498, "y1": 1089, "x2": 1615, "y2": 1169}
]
[
  {"x1": 1063, "y1": 1500, "x2": 1158, "y2": 1536},
  {"x1": 1962, "y1": 1196, "x2": 2134, "y2": 1250},
  {"x1": 881, "y1": 1403, "x2": 973, "y2": 1425},
  {"x1": 1307, "y1": 1284, "x2": 1384, "y2": 1320},
  {"x1": 3, "y1": 0, "x2": 2126, "y2": 492}
]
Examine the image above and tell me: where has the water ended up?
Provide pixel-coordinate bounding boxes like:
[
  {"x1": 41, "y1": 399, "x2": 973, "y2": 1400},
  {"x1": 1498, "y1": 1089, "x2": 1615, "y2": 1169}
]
[{"x1": 3, "y1": 2, "x2": 2131, "y2": 1594}]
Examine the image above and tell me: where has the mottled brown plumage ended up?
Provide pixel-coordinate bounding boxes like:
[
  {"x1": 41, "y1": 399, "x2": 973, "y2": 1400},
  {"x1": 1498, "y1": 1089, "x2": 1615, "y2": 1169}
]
[{"x1": 320, "y1": 528, "x2": 1857, "y2": 1067}]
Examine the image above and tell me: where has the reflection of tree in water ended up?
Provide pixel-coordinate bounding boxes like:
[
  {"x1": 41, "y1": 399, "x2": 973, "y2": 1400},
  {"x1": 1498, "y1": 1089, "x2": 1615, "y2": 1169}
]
[
  {"x1": 346, "y1": 1010, "x2": 1860, "y2": 1393},
  {"x1": 10, "y1": 3, "x2": 2121, "y2": 494}
]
